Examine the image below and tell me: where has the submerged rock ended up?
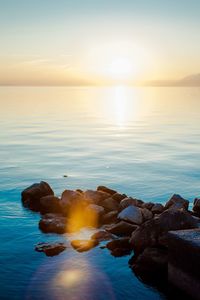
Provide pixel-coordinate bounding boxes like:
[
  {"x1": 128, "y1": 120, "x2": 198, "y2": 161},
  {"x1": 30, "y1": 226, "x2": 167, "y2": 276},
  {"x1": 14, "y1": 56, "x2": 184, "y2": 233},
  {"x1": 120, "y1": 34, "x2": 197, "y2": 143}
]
[
  {"x1": 39, "y1": 214, "x2": 67, "y2": 234},
  {"x1": 118, "y1": 206, "x2": 143, "y2": 225},
  {"x1": 91, "y1": 230, "x2": 114, "y2": 241},
  {"x1": 21, "y1": 181, "x2": 54, "y2": 211},
  {"x1": 71, "y1": 239, "x2": 99, "y2": 252},
  {"x1": 106, "y1": 221, "x2": 138, "y2": 236},
  {"x1": 35, "y1": 242, "x2": 67, "y2": 256}
]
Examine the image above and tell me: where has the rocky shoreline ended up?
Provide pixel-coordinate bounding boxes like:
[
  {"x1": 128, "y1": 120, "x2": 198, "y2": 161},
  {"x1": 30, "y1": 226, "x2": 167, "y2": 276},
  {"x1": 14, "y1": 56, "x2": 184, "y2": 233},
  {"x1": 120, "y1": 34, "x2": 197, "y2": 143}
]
[{"x1": 21, "y1": 181, "x2": 200, "y2": 290}]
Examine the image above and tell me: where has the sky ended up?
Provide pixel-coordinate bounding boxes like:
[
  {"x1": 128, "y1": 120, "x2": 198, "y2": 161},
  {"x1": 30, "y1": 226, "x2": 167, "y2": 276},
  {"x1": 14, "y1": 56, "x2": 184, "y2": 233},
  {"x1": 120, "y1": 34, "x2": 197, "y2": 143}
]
[{"x1": 0, "y1": 0, "x2": 200, "y2": 86}]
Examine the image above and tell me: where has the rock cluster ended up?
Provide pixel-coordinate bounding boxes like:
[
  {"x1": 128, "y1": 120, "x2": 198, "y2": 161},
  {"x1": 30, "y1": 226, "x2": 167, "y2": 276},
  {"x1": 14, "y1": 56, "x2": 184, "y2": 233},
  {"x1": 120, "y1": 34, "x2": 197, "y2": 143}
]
[{"x1": 22, "y1": 182, "x2": 200, "y2": 284}]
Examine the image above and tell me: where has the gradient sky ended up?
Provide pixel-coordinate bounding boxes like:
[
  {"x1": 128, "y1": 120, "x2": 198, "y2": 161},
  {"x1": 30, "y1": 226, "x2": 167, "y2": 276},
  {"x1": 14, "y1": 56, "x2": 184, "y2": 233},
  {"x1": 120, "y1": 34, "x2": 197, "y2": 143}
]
[{"x1": 0, "y1": 0, "x2": 200, "y2": 85}]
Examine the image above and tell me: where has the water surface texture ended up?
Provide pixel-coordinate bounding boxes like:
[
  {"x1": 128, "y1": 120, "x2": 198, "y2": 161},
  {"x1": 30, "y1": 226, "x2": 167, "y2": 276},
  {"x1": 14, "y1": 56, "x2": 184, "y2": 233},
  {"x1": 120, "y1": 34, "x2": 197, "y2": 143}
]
[{"x1": 0, "y1": 86, "x2": 200, "y2": 299}]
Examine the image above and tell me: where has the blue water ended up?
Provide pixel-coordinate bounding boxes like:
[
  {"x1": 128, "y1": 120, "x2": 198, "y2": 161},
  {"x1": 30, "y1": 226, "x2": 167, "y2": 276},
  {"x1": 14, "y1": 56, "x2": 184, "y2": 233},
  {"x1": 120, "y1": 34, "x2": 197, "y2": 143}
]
[{"x1": 0, "y1": 86, "x2": 200, "y2": 299}]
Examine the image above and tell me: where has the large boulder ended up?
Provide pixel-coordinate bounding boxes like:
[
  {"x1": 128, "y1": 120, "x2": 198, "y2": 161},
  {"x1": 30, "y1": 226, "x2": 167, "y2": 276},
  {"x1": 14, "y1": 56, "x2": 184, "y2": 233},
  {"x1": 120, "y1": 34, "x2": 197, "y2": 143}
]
[
  {"x1": 193, "y1": 198, "x2": 200, "y2": 216},
  {"x1": 83, "y1": 190, "x2": 110, "y2": 205},
  {"x1": 112, "y1": 193, "x2": 127, "y2": 202},
  {"x1": 85, "y1": 204, "x2": 105, "y2": 226},
  {"x1": 142, "y1": 202, "x2": 155, "y2": 210},
  {"x1": 165, "y1": 194, "x2": 189, "y2": 211},
  {"x1": 106, "y1": 221, "x2": 138, "y2": 236},
  {"x1": 39, "y1": 214, "x2": 67, "y2": 234},
  {"x1": 101, "y1": 210, "x2": 118, "y2": 224},
  {"x1": 39, "y1": 195, "x2": 62, "y2": 214},
  {"x1": 141, "y1": 208, "x2": 153, "y2": 221},
  {"x1": 97, "y1": 186, "x2": 117, "y2": 195},
  {"x1": 35, "y1": 242, "x2": 67, "y2": 256},
  {"x1": 119, "y1": 197, "x2": 137, "y2": 210},
  {"x1": 129, "y1": 247, "x2": 168, "y2": 283},
  {"x1": 106, "y1": 237, "x2": 132, "y2": 257},
  {"x1": 60, "y1": 190, "x2": 85, "y2": 215},
  {"x1": 151, "y1": 203, "x2": 164, "y2": 214},
  {"x1": 101, "y1": 197, "x2": 119, "y2": 212},
  {"x1": 21, "y1": 181, "x2": 54, "y2": 211},
  {"x1": 118, "y1": 206, "x2": 143, "y2": 225},
  {"x1": 130, "y1": 209, "x2": 198, "y2": 255}
]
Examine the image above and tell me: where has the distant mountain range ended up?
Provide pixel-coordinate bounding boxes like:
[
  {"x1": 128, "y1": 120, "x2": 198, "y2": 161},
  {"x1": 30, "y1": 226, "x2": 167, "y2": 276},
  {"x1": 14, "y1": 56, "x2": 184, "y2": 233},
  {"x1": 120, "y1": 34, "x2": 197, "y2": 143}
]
[{"x1": 144, "y1": 73, "x2": 200, "y2": 86}]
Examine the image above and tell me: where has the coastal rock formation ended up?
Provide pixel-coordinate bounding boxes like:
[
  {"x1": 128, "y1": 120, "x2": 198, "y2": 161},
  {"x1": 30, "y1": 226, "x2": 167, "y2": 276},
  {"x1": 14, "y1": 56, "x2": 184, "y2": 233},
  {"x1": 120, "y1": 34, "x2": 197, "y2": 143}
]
[
  {"x1": 165, "y1": 194, "x2": 189, "y2": 211},
  {"x1": 91, "y1": 230, "x2": 114, "y2": 241},
  {"x1": 39, "y1": 214, "x2": 67, "y2": 234},
  {"x1": 193, "y1": 198, "x2": 200, "y2": 216},
  {"x1": 106, "y1": 237, "x2": 132, "y2": 257},
  {"x1": 39, "y1": 195, "x2": 62, "y2": 214},
  {"x1": 105, "y1": 221, "x2": 138, "y2": 236},
  {"x1": 118, "y1": 205, "x2": 143, "y2": 225},
  {"x1": 71, "y1": 239, "x2": 99, "y2": 252},
  {"x1": 35, "y1": 242, "x2": 67, "y2": 256},
  {"x1": 21, "y1": 181, "x2": 54, "y2": 211}
]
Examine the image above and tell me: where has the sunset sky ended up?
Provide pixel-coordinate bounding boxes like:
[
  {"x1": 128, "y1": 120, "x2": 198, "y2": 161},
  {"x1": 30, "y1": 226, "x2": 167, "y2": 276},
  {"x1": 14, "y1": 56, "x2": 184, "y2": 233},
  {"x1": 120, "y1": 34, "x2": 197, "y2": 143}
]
[{"x1": 0, "y1": 0, "x2": 200, "y2": 86}]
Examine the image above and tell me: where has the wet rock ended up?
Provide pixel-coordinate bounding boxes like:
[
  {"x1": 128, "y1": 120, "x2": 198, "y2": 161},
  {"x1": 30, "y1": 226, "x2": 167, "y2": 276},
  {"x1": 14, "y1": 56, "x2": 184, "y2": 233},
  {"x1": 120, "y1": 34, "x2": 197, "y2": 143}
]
[
  {"x1": 97, "y1": 186, "x2": 117, "y2": 195},
  {"x1": 193, "y1": 198, "x2": 200, "y2": 216},
  {"x1": 165, "y1": 194, "x2": 189, "y2": 211},
  {"x1": 71, "y1": 239, "x2": 99, "y2": 252},
  {"x1": 21, "y1": 181, "x2": 54, "y2": 211},
  {"x1": 135, "y1": 199, "x2": 144, "y2": 207},
  {"x1": 141, "y1": 208, "x2": 153, "y2": 221},
  {"x1": 35, "y1": 242, "x2": 67, "y2": 256},
  {"x1": 106, "y1": 221, "x2": 138, "y2": 236},
  {"x1": 39, "y1": 214, "x2": 67, "y2": 234},
  {"x1": 112, "y1": 193, "x2": 127, "y2": 202},
  {"x1": 101, "y1": 211, "x2": 118, "y2": 224},
  {"x1": 130, "y1": 209, "x2": 198, "y2": 256},
  {"x1": 101, "y1": 197, "x2": 119, "y2": 212},
  {"x1": 118, "y1": 206, "x2": 143, "y2": 225},
  {"x1": 39, "y1": 195, "x2": 62, "y2": 214},
  {"x1": 151, "y1": 203, "x2": 164, "y2": 214},
  {"x1": 83, "y1": 190, "x2": 110, "y2": 205},
  {"x1": 142, "y1": 202, "x2": 155, "y2": 210},
  {"x1": 60, "y1": 190, "x2": 84, "y2": 215},
  {"x1": 91, "y1": 230, "x2": 114, "y2": 241},
  {"x1": 86, "y1": 204, "x2": 105, "y2": 216},
  {"x1": 106, "y1": 237, "x2": 132, "y2": 256},
  {"x1": 120, "y1": 197, "x2": 137, "y2": 210},
  {"x1": 129, "y1": 247, "x2": 168, "y2": 282}
]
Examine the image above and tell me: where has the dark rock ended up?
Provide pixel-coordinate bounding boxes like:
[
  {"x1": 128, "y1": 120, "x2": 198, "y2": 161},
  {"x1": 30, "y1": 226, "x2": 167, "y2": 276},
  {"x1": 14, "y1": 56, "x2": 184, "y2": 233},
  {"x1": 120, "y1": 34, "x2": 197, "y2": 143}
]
[
  {"x1": 120, "y1": 197, "x2": 137, "y2": 210},
  {"x1": 39, "y1": 214, "x2": 67, "y2": 234},
  {"x1": 83, "y1": 190, "x2": 110, "y2": 205},
  {"x1": 106, "y1": 237, "x2": 132, "y2": 256},
  {"x1": 39, "y1": 195, "x2": 62, "y2": 214},
  {"x1": 97, "y1": 186, "x2": 117, "y2": 195},
  {"x1": 106, "y1": 221, "x2": 138, "y2": 236},
  {"x1": 101, "y1": 197, "x2": 119, "y2": 212},
  {"x1": 60, "y1": 189, "x2": 85, "y2": 215},
  {"x1": 151, "y1": 203, "x2": 164, "y2": 214},
  {"x1": 86, "y1": 204, "x2": 105, "y2": 216},
  {"x1": 130, "y1": 209, "x2": 198, "y2": 256},
  {"x1": 21, "y1": 181, "x2": 54, "y2": 211},
  {"x1": 141, "y1": 208, "x2": 153, "y2": 221},
  {"x1": 135, "y1": 199, "x2": 144, "y2": 207},
  {"x1": 35, "y1": 242, "x2": 66, "y2": 256},
  {"x1": 101, "y1": 211, "x2": 118, "y2": 224},
  {"x1": 129, "y1": 247, "x2": 168, "y2": 282},
  {"x1": 165, "y1": 194, "x2": 189, "y2": 211},
  {"x1": 71, "y1": 239, "x2": 99, "y2": 252},
  {"x1": 193, "y1": 198, "x2": 200, "y2": 216},
  {"x1": 118, "y1": 206, "x2": 143, "y2": 225},
  {"x1": 91, "y1": 230, "x2": 114, "y2": 241},
  {"x1": 142, "y1": 202, "x2": 155, "y2": 210},
  {"x1": 76, "y1": 189, "x2": 83, "y2": 193},
  {"x1": 112, "y1": 193, "x2": 127, "y2": 202}
]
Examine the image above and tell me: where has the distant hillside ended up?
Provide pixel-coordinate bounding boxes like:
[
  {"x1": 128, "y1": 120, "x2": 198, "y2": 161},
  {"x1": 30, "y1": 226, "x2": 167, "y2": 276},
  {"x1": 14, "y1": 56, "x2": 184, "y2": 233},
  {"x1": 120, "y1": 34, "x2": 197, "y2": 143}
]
[{"x1": 180, "y1": 73, "x2": 200, "y2": 86}]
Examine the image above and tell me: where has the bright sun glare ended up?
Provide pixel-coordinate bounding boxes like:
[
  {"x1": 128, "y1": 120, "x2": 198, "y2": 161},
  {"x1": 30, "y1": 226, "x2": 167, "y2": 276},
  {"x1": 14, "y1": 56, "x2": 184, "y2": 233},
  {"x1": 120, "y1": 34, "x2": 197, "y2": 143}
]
[{"x1": 108, "y1": 57, "x2": 133, "y2": 79}]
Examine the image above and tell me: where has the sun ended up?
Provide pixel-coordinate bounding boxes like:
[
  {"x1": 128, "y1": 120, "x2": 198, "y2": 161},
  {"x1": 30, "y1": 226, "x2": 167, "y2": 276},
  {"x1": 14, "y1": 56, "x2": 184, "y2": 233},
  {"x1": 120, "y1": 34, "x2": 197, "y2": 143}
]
[{"x1": 108, "y1": 57, "x2": 133, "y2": 79}]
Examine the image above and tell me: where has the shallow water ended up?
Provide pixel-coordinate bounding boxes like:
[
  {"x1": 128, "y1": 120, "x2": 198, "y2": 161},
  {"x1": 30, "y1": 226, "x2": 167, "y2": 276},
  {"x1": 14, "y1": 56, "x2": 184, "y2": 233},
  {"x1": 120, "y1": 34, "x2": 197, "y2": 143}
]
[{"x1": 0, "y1": 86, "x2": 200, "y2": 299}]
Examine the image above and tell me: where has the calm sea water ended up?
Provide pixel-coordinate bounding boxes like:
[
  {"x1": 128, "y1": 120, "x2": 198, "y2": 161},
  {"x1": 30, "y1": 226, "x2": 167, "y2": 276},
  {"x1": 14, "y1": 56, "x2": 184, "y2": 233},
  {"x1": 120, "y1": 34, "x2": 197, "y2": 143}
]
[{"x1": 0, "y1": 86, "x2": 200, "y2": 300}]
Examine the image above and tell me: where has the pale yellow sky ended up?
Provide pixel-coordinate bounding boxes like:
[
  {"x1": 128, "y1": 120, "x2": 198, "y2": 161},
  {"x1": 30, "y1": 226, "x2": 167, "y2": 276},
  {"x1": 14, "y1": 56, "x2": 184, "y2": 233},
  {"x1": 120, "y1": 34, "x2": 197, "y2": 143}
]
[{"x1": 0, "y1": 0, "x2": 200, "y2": 86}]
